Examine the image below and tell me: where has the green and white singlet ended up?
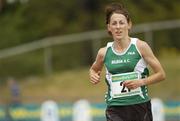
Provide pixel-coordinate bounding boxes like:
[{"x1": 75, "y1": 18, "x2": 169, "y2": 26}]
[{"x1": 104, "y1": 38, "x2": 150, "y2": 106}]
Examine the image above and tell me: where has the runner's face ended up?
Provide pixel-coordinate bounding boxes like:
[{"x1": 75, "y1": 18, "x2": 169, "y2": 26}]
[{"x1": 108, "y1": 13, "x2": 131, "y2": 40}]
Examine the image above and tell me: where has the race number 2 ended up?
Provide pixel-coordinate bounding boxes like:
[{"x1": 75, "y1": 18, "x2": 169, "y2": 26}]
[
  {"x1": 111, "y1": 72, "x2": 142, "y2": 98},
  {"x1": 120, "y1": 81, "x2": 131, "y2": 93}
]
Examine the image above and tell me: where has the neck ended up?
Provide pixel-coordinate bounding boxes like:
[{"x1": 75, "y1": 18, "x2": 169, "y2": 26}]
[{"x1": 113, "y1": 37, "x2": 131, "y2": 52}]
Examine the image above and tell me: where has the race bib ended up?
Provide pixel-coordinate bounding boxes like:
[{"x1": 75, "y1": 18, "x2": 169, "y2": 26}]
[{"x1": 111, "y1": 72, "x2": 142, "y2": 98}]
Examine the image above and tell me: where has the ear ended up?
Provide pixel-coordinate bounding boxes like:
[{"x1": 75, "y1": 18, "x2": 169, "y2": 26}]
[
  {"x1": 107, "y1": 24, "x2": 111, "y2": 32},
  {"x1": 128, "y1": 21, "x2": 132, "y2": 30},
  {"x1": 107, "y1": 24, "x2": 112, "y2": 35},
  {"x1": 107, "y1": 24, "x2": 110, "y2": 31}
]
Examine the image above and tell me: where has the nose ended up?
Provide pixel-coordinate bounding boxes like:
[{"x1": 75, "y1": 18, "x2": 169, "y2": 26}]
[{"x1": 116, "y1": 23, "x2": 121, "y2": 29}]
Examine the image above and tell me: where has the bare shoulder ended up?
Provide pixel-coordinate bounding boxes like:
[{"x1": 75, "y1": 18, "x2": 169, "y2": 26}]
[
  {"x1": 136, "y1": 39, "x2": 152, "y2": 55},
  {"x1": 98, "y1": 47, "x2": 107, "y2": 57},
  {"x1": 94, "y1": 47, "x2": 107, "y2": 63},
  {"x1": 136, "y1": 39, "x2": 149, "y2": 50}
]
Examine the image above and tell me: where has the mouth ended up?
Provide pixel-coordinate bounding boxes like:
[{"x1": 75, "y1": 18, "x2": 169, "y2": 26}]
[{"x1": 115, "y1": 31, "x2": 122, "y2": 36}]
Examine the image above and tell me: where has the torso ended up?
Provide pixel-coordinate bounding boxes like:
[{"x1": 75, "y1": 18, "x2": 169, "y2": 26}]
[{"x1": 104, "y1": 37, "x2": 150, "y2": 106}]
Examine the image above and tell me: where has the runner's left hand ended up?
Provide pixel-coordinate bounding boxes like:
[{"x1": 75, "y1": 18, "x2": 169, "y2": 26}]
[{"x1": 123, "y1": 79, "x2": 145, "y2": 89}]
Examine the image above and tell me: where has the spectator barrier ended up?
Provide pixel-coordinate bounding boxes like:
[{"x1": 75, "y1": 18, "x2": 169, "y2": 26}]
[{"x1": 0, "y1": 98, "x2": 179, "y2": 121}]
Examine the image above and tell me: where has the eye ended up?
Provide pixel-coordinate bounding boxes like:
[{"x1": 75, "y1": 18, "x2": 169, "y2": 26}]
[
  {"x1": 111, "y1": 21, "x2": 117, "y2": 25},
  {"x1": 119, "y1": 21, "x2": 125, "y2": 24}
]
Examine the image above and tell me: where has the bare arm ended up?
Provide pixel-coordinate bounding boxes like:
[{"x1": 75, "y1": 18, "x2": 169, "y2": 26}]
[
  {"x1": 89, "y1": 47, "x2": 106, "y2": 84},
  {"x1": 139, "y1": 40, "x2": 166, "y2": 85},
  {"x1": 124, "y1": 40, "x2": 166, "y2": 89}
]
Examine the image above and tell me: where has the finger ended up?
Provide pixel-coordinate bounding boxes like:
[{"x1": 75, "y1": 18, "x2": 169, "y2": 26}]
[
  {"x1": 123, "y1": 80, "x2": 131, "y2": 86},
  {"x1": 123, "y1": 81, "x2": 135, "y2": 89},
  {"x1": 90, "y1": 75, "x2": 100, "y2": 84},
  {"x1": 97, "y1": 71, "x2": 101, "y2": 75},
  {"x1": 90, "y1": 79, "x2": 100, "y2": 84},
  {"x1": 91, "y1": 75, "x2": 100, "y2": 81},
  {"x1": 127, "y1": 84, "x2": 138, "y2": 89}
]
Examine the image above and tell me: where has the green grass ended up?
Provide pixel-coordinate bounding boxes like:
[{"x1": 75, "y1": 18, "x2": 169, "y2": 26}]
[
  {"x1": 1, "y1": 52, "x2": 180, "y2": 104},
  {"x1": 20, "y1": 68, "x2": 107, "y2": 103},
  {"x1": 149, "y1": 51, "x2": 180, "y2": 101}
]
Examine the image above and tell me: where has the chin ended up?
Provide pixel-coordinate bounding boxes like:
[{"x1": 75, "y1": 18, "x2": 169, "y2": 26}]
[{"x1": 115, "y1": 36, "x2": 123, "y2": 40}]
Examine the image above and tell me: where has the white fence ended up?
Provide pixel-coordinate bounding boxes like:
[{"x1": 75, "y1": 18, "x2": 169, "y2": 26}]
[{"x1": 0, "y1": 19, "x2": 180, "y2": 74}]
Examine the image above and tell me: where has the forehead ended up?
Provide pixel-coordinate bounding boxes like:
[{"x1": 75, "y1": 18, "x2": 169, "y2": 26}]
[{"x1": 110, "y1": 13, "x2": 127, "y2": 22}]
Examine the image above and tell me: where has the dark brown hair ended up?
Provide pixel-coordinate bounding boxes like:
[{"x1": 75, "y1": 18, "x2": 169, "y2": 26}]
[{"x1": 105, "y1": 3, "x2": 131, "y2": 24}]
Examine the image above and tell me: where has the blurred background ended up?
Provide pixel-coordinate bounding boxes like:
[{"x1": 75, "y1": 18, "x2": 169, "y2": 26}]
[{"x1": 0, "y1": 0, "x2": 179, "y2": 121}]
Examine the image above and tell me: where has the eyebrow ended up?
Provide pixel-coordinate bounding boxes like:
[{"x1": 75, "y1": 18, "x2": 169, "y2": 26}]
[{"x1": 111, "y1": 19, "x2": 125, "y2": 22}]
